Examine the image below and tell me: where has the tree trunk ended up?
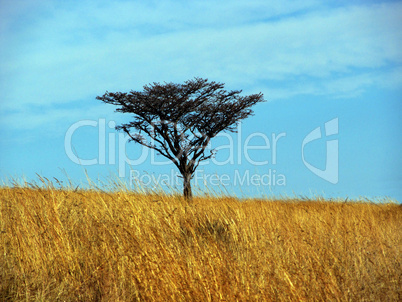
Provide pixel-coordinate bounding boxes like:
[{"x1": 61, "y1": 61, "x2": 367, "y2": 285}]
[{"x1": 182, "y1": 172, "x2": 193, "y2": 201}]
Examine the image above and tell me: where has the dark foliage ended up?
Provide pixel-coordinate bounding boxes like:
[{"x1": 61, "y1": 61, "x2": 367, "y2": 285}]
[{"x1": 97, "y1": 77, "x2": 265, "y2": 200}]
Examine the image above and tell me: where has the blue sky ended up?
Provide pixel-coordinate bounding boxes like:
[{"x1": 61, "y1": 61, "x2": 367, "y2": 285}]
[{"x1": 0, "y1": 0, "x2": 401, "y2": 201}]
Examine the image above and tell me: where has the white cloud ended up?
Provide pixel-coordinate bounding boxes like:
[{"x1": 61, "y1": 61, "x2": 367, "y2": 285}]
[{"x1": 0, "y1": 0, "x2": 401, "y2": 128}]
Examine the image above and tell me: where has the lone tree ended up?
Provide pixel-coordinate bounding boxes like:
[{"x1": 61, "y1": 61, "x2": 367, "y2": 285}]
[{"x1": 97, "y1": 77, "x2": 264, "y2": 200}]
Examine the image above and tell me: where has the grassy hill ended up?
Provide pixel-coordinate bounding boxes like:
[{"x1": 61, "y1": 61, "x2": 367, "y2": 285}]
[{"x1": 0, "y1": 184, "x2": 400, "y2": 301}]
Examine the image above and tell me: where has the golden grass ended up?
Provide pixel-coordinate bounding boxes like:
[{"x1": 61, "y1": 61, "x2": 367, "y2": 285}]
[{"x1": 0, "y1": 184, "x2": 400, "y2": 301}]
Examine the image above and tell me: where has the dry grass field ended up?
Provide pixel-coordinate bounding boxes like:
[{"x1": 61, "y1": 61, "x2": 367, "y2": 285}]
[{"x1": 0, "y1": 181, "x2": 400, "y2": 301}]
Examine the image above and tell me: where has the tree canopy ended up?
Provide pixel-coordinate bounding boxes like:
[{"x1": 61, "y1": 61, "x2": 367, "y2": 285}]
[{"x1": 97, "y1": 77, "x2": 265, "y2": 200}]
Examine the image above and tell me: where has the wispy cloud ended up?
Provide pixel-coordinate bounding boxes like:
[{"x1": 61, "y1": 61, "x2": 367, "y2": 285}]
[{"x1": 0, "y1": 0, "x2": 401, "y2": 131}]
